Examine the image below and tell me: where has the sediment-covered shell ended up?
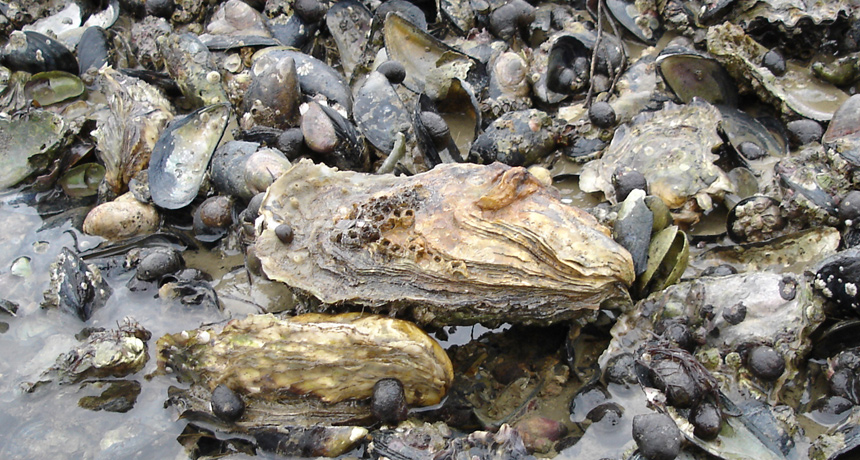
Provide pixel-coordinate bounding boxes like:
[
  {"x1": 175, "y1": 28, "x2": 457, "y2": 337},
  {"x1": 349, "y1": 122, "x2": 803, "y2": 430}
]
[
  {"x1": 579, "y1": 99, "x2": 734, "y2": 223},
  {"x1": 156, "y1": 313, "x2": 453, "y2": 406},
  {"x1": 326, "y1": 0, "x2": 372, "y2": 79},
  {"x1": 157, "y1": 32, "x2": 229, "y2": 107},
  {"x1": 255, "y1": 159, "x2": 634, "y2": 326}
]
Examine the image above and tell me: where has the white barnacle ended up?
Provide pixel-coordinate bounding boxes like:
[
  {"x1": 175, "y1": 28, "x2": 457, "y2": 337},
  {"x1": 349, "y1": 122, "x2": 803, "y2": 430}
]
[
  {"x1": 822, "y1": 287, "x2": 833, "y2": 298},
  {"x1": 814, "y1": 277, "x2": 827, "y2": 291},
  {"x1": 845, "y1": 283, "x2": 858, "y2": 297},
  {"x1": 197, "y1": 330, "x2": 211, "y2": 342}
]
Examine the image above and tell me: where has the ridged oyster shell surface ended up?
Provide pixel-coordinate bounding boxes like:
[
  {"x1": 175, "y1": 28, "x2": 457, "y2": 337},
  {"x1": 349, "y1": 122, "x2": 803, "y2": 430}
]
[
  {"x1": 256, "y1": 160, "x2": 634, "y2": 326},
  {"x1": 156, "y1": 313, "x2": 453, "y2": 406}
]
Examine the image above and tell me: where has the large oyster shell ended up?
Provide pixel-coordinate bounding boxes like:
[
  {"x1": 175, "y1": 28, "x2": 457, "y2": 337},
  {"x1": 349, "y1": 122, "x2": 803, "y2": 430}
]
[
  {"x1": 156, "y1": 313, "x2": 453, "y2": 406},
  {"x1": 255, "y1": 160, "x2": 634, "y2": 326}
]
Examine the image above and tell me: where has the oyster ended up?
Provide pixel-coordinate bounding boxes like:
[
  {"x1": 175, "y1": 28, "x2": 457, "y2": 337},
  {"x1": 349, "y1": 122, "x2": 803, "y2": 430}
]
[
  {"x1": 90, "y1": 67, "x2": 173, "y2": 199},
  {"x1": 156, "y1": 313, "x2": 453, "y2": 406},
  {"x1": 255, "y1": 160, "x2": 634, "y2": 326},
  {"x1": 27, "y1": 317, "x2": 150, "y2": 388},
  {"x1": 707, "y1": 22, "x2": 848, "y2": 122},
  {"x1": 579, "y1": 99, "x2": 734, "y2": 223}
]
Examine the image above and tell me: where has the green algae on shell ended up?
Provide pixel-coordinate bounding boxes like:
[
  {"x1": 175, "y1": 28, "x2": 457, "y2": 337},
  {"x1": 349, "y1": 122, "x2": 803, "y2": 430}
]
[
  {"x1": 156, "y1": 313, "x2": 453, "y2": 406},
  {"x1": 255, "y1": 160, "x2": 634, "y2": 327},
  {"x1": 0, "y1": 109, "x2": 67, "y2": 189}
]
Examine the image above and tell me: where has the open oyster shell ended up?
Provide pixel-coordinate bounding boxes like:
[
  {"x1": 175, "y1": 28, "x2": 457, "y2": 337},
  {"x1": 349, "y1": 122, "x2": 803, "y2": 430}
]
[{"x1": 255, "y1": 160, "x2": 634, "y2": 326}]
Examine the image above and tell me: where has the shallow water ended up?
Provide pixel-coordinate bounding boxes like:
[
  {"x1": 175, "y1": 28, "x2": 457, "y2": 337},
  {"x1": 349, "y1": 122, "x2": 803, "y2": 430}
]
[
  {"x1": 0, "y1": 201, "x2": 526, "y2": 459},
  {"x1": 0, "y1": 200, "x2": 221, "y2": 459}
]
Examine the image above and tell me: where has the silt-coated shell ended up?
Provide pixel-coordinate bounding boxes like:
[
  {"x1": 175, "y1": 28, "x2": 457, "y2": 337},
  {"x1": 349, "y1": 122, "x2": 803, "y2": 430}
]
[
  {"x1": 83, "y1": 192, "x2": 160, "y2": 240},
  {"x1": 255, "y1": 160, "x2": 634, "y2": 326}
]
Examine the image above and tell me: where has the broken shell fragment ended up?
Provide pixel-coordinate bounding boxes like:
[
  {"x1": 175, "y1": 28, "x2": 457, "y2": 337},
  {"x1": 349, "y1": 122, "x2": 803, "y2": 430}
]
[
  {"x1": 156, "y1": 313, "x2": 453, "y2": 406},
  {"x1": 255, "y1": 160, "x2": 634, "y2": 326}
]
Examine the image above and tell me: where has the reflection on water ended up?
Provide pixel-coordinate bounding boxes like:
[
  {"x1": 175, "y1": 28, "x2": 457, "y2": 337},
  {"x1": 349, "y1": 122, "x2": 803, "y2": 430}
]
[{"x1": 0, "y1": 200, "x2": 232, "y2": 459}]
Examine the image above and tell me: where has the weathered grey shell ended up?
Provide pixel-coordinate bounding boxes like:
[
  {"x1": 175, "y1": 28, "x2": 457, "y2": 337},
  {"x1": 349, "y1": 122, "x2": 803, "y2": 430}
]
[
  {"x1": 602, "y1": 0, "x2": 661, "y2": 44},
  {"x1": 252, "y1": 48, "x2": 353, "y2": 115},
  {"x1": 149, "y1": 103, "x2": 230, "y2": 209},
  {"x1": 240, "y1": 53, "x2": 301, "y2": 131},
  {"x1": 485, "y1": 51, "x2": 532, "y2": 117},
  {"x1": 83, "y1": 192, "x2": 160, "y2": 240},
  {"x1": 718, "y1": 106, "x2": 787, "y2": 165},
  {"x1": 383, "y1": 13, "x2": 475, "y2": 94},
  {"x1": 204, "y1": 0, "x2": 271, "y2": 39},
  {"x1": 470, "y1": 109, "x2": 556, "y2": 166},
  {"x1": 580, "y1": 99, "x2": 734, "y2": 222},
  {"x1": 354, "y1": 71, "x2": 412, "y2": 155},
  {"x1": 823, "y1": 94, "x2": 860, "y2": 166},
  {"x1": 326, "y1": 0, "x2": 372, "y2": 79},
  {"x1": 255, "y1": 160, "x2": 634, "y2": 326}
]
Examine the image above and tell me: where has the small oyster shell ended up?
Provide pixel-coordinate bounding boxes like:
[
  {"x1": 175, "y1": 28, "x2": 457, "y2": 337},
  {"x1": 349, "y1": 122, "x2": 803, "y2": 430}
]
[
  {"x1": 156, "y1": 313, "x2": 453, "y2": 406},
  {"x1": 255, "y1": 160, "x2": 634, "y2": 326},
  {"x1": 580, "y1": 99, "x2": 734, "y2": 222},
  {"x1": 28, "y1": 317, "x2": 149, "y2": 388}
]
